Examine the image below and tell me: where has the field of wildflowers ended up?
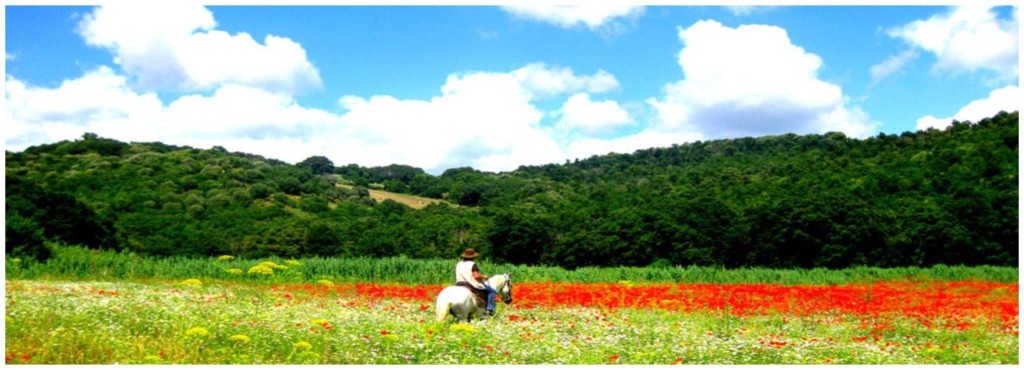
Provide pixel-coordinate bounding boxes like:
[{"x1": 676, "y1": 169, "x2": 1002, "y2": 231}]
[{"x1": 5, "y1": 263, "x2": 1018, "y2": 364}]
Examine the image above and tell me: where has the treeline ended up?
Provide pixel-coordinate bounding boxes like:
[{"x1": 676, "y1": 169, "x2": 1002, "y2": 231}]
[{"x1": 5, "y1": 111, "x2": 1018, "y2": 269}]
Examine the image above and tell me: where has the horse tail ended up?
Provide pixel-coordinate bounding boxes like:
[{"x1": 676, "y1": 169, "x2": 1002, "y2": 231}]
[{"x1": 435, "y1": 293, "x2": 451, "y2": 323}]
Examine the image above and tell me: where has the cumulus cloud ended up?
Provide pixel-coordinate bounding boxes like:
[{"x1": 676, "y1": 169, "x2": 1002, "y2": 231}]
[
  {"x1": 887, "y1": 5, "x2": 1018, "y2": 81},
  {"x1": 566, "y1": 20, "x2": 880, "y2": 159},
  {"x1": 556, "y1": 93, "x2": 632, "y2": 134},
  {"x1": 336, "y1": 65, "x2": 611, "y2": 173},
  {"x1": 5, "y1": 67, "x2": 165, "y2": 148},
  {"x1": 651, "y1": 20, "x2": 878, "y2": 139},
  {"x1": 165, "y1": 84, "x2": 339, "y2": 140},
  {"x1": 77, "y1": 3, "x2": 321, "y2": 94},
  {"x1": 916, "y1": 85, "x2": 1021, "y2": 131},
  {"x1": 501, "y1": 4, "x2": 644, "y2": 32}
]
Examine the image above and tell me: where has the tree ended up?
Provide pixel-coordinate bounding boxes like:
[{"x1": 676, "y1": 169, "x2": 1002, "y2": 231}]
[
  {"x1": 5, "y1": 212, "x2": 48, "y2": 261},
  {"x1": 488, "y1": 210, "x2": 551, "y2": 266},
  {"x1": 5, "y1": 176, "x2": 117, "y2": 256},
  {"x1": 298, "y1": 155, "x2": 335, "y2": 175}
]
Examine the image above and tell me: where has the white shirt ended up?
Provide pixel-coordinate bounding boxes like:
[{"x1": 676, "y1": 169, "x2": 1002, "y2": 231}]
[{"x1": 455, "y1": 260, "x2": 485, "y2": 289}]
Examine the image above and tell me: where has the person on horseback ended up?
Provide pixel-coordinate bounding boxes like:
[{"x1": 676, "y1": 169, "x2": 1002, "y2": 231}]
[{"x1": 454, "y1": 248, "x2": 496, "y2": 316}]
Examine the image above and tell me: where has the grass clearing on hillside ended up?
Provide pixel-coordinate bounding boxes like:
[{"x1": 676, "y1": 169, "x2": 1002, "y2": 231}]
[{"x1": 335, "y1": 184, "x2": 447, "y2": 209}]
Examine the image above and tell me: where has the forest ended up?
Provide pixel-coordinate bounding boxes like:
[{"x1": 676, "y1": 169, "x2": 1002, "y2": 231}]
[{"x1": 5, "y1": 111, "x2": 1018, "y2": 269}]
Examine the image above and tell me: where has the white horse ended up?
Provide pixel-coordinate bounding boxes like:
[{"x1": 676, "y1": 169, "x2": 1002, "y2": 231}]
[{"x1": 435, "y1": 274, "x2": 513, "y2": 323}]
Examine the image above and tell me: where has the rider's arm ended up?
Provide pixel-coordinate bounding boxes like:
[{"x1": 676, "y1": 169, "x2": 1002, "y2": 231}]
[{"x1": 471, "y1": 264, "x2": 488, "y2": 280}]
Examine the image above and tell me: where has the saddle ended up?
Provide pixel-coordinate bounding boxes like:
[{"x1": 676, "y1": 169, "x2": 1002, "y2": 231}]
[{"x1": 454, "y1": 281, "x2": 487, "y2": 309}]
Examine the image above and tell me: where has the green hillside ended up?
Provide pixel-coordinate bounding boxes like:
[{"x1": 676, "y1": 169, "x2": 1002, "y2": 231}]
[{"x1": 5, "y1": 111, "x2": 1018, "y2": 269}]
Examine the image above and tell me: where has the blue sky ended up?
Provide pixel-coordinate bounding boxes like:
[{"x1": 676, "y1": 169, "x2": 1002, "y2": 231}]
[{"x1": 5, "y1": 5, "x2": 1020, "y2": 174}]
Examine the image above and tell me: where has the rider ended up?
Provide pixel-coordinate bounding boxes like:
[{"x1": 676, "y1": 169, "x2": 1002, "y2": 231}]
[{"x1": 455, "y1": 248, "x2": 496, "y2": 316}]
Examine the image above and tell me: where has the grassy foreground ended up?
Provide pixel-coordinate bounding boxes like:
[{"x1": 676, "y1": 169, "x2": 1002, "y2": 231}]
[
  {"x1": 6, "y1": 246, "x2": 1017, "y2": 364},
  {"x1": 5, "y1": 279, "x2": 1018, "y2": 365}
]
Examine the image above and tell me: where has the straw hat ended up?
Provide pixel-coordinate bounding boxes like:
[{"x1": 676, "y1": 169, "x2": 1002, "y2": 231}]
[{"x1": 460, "y1": 248, "x2": 479, "y2": 259}]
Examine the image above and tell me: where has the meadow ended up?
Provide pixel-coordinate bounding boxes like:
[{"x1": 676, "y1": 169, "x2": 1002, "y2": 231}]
[{"x1": 4, "y1": 246, "x2": 1019, "y2": 364}]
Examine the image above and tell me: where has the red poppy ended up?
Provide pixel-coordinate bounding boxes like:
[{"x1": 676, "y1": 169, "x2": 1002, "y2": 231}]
[{"x1": 263, "y1": 280, "x2": 1015, "y2": 329}]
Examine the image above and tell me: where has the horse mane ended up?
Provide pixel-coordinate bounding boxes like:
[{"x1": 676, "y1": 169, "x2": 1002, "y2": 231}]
[{"x1": 489, "y1": 273, "x2": 511, "y2": 285}]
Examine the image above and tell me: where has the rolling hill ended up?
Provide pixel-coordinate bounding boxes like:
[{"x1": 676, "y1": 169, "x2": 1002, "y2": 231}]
[{"x1": 5, "y1": 111, "x2": 1018, "y2": 269}]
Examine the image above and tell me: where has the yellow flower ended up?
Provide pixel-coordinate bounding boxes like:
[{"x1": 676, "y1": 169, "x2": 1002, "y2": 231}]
[
  {"x1": 285, "y1": 259, "x2": 303, "y2": 266},
  {"x1": 228, "y1": 334, "x2": 251, "y2": 343},
  {"x1": 179, "y1": 279, "x2": 202, "y2": 286},
  {"x1": 217, "y1": 255, "x2": 235, "y2": 261},
  {"x1": 309, "y1": 319, "x2": 330, "y2": 326},
  {"x1": 259, "y1": 261, "x2": 288, "y2": 270},
  {"x1": 293, "y1": 341, "x2": 313, "y2": 351},
  {"x1": 450, "y1": 323, "x2": 477, "y2": 332},
  {"x1": 226, "y1": 268, "x2": 243, "y2": 275},
  {"x1": 185, "y1": 327, "x2": 210, "y2": 337},
  {"x1": 317, "y1": 279, "x2": 334, "y2": 286},
  {"x1": 248, "y1": 265, "x2": 274, "y2": 275}
]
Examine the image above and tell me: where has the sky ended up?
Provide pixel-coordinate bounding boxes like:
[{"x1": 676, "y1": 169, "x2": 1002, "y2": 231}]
[{"x1": 4, "y1": 4, "x2": 1020, "y2": 174}]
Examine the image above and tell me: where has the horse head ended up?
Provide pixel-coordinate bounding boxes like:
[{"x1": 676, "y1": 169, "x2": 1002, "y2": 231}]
[{"x1": 491, "y1": 273, "x2": 513, "y2": 304}]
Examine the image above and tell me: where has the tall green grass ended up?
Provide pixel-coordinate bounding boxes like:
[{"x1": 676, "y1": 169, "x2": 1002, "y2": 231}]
[{"x1": 5, "y1": 244, "x2": 1018, "y2": 285}]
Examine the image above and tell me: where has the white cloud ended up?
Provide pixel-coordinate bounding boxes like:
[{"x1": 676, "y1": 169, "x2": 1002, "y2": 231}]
[
  {"x1": 916, "y1": 85, "x2": 1021, "y2": 131},
  {"x1": 888, "y1": 5, "x2": 1018, "y2": 81},
  {"x1": 336, "y1": 68, "x2": 570, "y2": 173},
  {"x1": 501, "y1": 5, "x2": 644, "y2": 31},
  {"x1": 165, "y1": 84, "x2": 339, "y2": 140},
  {"x1": 5, "y1": 67, "x2": 165, "y2": 147},
  {"x1": 650, "y1": 20, "x2": 879, "y2": 140},
  {"x1": 77, "y1": 4, "x2": 321, "y2": 94},
  {"x1": 869, "y1": 49, "x2": 919, "y2": 86},
  {"x1": 556, "y1": 93, "x2": 632, "y2": 134},
  {"x1": 567, "y1": 19, "x2": 882, "y2": 160},
  {"x1": 511, "y1": 63, "x2": 619, "y2": 98}
]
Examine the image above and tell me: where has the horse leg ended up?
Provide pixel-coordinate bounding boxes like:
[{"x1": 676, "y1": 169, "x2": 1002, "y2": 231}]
[{"x1": 435, "y1": 299, "x2": 451, "y2": 323}]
